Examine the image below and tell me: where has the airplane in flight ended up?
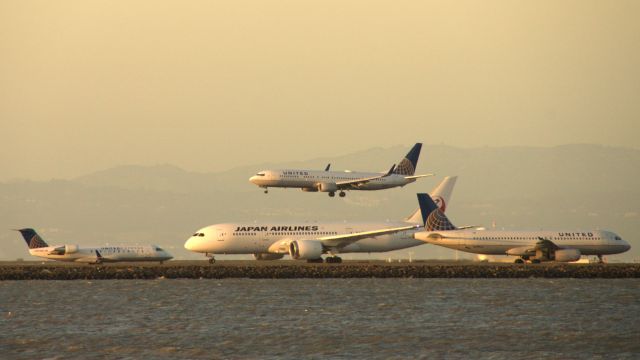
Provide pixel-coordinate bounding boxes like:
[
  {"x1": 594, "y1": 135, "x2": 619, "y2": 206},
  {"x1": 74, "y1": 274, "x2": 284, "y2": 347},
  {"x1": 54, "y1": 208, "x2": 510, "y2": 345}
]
[
  {"x1": 249, "y1": 143, "x2": 433, "y2": 197},
  {"x1": 185, "y1": 176, "x2": 457, "y2": 263},
  {"x1": 15, "y1": 228, "x2": 174, "y2": 264},
  {"x1": 413, "y1": 194, "x2": 631, "y2": 263}
]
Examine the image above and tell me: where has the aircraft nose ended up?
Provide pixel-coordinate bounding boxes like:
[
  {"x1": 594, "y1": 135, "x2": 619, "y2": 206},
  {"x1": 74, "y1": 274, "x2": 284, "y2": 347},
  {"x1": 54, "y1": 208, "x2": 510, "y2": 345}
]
[
  {"x1": 623, "y1": 240, "x2": 631, "y2": 252},
  {"x1": 184, "y1": 237, "x2": 199, "y2": 252},
  {"x1": 249, "y1": 175, "x2": 257, "y2": 183}
]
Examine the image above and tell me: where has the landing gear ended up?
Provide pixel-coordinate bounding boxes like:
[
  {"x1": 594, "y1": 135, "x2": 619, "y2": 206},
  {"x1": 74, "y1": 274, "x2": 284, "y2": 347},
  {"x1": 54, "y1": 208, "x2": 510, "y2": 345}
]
[
  {"x1": 597, "y1": 255, "x2": 604, "y2": 263},
  {"x1": 206, "y1": 253, "x2": 216, "y2": 264},
  {"x1": 328, "y1": 192, "x2": 335, "y2": 197},
  {"x1": 325, "y1": 256, "x2": 342, "y2": 263},
  {"x1": 514, "y1": 258, "x2": 525, "y2": 264},
  {"x1": 306, "y1": 258, "x2": 324, "y2": 263},
  {"x1": 531, "y1": 259, "x2": 541, "y2": 264},
  {"x1": 263, "y1": 188, "x2": 269, "y2": 194},
  {"x1": 339, "y1": 191, "x2": 346, "y2": 197}
]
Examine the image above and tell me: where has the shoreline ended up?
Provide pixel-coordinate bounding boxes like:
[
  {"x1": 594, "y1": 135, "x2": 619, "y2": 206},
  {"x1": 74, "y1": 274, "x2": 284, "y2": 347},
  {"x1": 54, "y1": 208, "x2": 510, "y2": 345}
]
[{"x1": 1, "y1": 261, "x2": 639, "y2": 280}]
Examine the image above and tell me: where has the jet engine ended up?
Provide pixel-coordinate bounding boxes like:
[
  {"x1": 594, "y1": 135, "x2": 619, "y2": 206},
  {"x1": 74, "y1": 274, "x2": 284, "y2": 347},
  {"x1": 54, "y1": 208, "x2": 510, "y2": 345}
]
[
  {"x1": 317, "y1": 182, "x2": 338, "y2": 193},
  {"x1": 288, "y1": 240, "x2": 323, "y2": 260},
  {"x1": 554, "y1": 249, "x2": 581, "y2": 262},
  {"x1": 65, "y1": 245, "x2": 80, "y2": 254},
  {"x1": 253, "y1": 253, "x2": 285, "y2": 260}
]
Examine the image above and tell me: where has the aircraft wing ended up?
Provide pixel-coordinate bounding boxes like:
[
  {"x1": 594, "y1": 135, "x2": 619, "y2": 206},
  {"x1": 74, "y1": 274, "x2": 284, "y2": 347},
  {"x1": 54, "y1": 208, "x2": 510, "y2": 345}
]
[
  {"x1": 534, "y1": 237, "x2": 559, "y2": 250},
  {"x1": 505, "y1": 237, "x2": 559, "y2": 257},
  {"x1": 317, "y1": 224, "x2": 420, "y2": 248},
  {"x1": 403, "y1": 174, "x2": 434, "y2": 180},
  {"x1": 335, "y1": 164, "x2": 396, "y2": 189}
]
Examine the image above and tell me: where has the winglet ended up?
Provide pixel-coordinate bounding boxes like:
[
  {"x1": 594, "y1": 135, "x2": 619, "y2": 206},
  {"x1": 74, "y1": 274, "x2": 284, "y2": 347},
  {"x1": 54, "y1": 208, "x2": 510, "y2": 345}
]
[
  {"x1": 325, "y1": 163, "x2": 331, "y2": 171},
  {"x1": 384, "y1": 164, "x2": 396, "y2": 176}
]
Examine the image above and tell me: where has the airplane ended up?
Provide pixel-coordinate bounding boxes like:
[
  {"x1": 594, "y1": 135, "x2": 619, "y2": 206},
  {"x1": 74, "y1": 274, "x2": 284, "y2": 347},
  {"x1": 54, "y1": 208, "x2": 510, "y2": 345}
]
[
  {"x1": 14, "y1": 228, "x2": 174, "y2": 264},
  {"x1": 412, "y1": 194, "x2": 631, "y2": 263},
  {"x1": 185, "y1": 176, "x2": 458, "y2": 263},
  {"x1": 249, "y1": 143, "x2": 433, "y2": 197}
]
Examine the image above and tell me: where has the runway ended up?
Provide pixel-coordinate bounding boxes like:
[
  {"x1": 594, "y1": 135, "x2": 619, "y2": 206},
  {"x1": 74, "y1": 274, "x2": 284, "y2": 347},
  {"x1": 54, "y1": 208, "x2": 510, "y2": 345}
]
[{"x1": 1, "y1": 260, "x2": 639, "y2": 279}]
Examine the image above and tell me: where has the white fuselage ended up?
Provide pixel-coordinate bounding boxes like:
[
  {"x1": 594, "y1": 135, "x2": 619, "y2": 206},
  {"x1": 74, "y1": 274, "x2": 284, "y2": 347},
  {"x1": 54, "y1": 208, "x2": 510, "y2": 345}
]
[
  {"x1": 249, "y1": 169, "x2": 414, "y2": 191},
  {"x1": 415, "y1": 229, "x2": 630, "y2": 256},
  {"x1": 184, "y1": 222, "x2": 424, "y2": 255},
  {"x1": 29, "y1": 245, "x2": 173, "y2": 263}
]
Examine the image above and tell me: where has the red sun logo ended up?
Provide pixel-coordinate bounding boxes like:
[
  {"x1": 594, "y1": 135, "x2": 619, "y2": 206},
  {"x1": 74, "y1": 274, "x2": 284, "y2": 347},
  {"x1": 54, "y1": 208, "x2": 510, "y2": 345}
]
[{"x1": 433, "y1": 196, "x2": 446, "y2": 212}]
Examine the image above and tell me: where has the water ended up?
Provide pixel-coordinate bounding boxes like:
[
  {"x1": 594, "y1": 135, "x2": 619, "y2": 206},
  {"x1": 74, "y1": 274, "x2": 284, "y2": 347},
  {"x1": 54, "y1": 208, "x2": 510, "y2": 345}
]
[{"x1": 1, "y1": 279, "x2": 639, "y2": 359}]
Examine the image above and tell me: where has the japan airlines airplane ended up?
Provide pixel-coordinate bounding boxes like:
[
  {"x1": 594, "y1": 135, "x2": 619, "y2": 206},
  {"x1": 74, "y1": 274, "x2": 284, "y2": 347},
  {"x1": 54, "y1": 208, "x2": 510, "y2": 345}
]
[
  {"x1": 15, "y1": 228, "x2": 173, "y2": 264},
  {"x1": 249, "y1": 143, "x2": 433, "y2": 197},
  {"x1": 413, "y1": 194, "x2": 631, "y2": 263},
  {"x1": 185, "y1": 176, "x2": 457, "y2": 263}
]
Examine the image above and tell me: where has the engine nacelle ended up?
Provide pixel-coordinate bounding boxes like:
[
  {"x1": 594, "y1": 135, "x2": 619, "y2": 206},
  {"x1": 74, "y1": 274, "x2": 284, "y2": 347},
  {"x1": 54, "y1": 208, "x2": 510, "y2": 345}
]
[
  {"x1": 554, "y1": 249, "x2": 581, "y2": 262},
  {"x1": 253, "y1": 253, "x2": 285, "y2": 260},
  {"x1": 65, "y1": 245, "x2": 80, "y2": 254},
  {"x1": 288, "y1": 240, "x2": 323, "y2": 260},
  {"x1": 317, "y1": 182, "x2": 338, "y2": 193}
]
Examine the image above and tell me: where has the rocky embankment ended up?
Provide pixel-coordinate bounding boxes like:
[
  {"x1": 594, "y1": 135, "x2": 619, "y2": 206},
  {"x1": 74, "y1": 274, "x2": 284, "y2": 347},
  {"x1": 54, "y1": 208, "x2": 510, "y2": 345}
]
[{"x1": 1, "y1": 262, "x2": 639, "y2": 280}]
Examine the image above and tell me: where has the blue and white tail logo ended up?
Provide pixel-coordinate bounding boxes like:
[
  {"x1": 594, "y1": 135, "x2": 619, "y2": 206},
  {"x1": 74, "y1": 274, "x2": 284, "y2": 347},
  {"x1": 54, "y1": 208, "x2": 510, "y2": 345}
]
[
  {"x1": 16, "y1": 228, "x2": 49, "y2": 249},
  {"x1": 393, "y1": 143, "x2": 422, "y2": 176},
  {"x1": 417, "y1": 193, "x2": 456, "y2": 230},
  {"x1": 426, "y1": 209, "x2": 456, "y2": 231}
]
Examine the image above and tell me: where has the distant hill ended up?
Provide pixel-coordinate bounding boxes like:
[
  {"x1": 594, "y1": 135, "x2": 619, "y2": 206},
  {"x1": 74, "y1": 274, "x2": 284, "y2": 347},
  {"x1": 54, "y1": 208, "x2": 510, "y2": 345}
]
[{"x1": 1, "y1": 144, "x2": 638, "y2": 261}]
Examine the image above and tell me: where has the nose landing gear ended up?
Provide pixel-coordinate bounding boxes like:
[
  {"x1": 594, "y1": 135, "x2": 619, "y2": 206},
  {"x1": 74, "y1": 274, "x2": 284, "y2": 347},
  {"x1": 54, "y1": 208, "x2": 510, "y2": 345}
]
[{"x1": 206, "y1": 253, "x2": 216, "y2": 264}]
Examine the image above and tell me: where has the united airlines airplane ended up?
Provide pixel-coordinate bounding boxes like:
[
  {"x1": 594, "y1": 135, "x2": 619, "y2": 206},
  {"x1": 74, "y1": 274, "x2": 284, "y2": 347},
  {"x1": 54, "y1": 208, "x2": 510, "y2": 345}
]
[
  {"x1": 413, "y1": 194, "x2": 631, "y2": 263},
  {"x1": 249, "y1": 143, "x2": 432, "y2": 197},
  {"x1": 185, "y1": 176, "x2": 457, "y2": 263},
  {"x1": 15, "y1": 228, "x2": 173, "y2": 264}
]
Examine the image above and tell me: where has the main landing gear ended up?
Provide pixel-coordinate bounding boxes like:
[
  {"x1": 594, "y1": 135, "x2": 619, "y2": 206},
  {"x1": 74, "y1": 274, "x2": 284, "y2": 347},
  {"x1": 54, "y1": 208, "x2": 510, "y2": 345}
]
[
  {"x1": 339, "y1": 191, "x2": 346, "y2": 197},
  {"x1": 325, "y1": 256, "x2": 342, "y2": 263},
  {"x1": 597, "y1": 255, "x2": 605, "y2": 263},
  {"x1": 305, "y1": 256, "x2": 343, "y2": 263},
  {"x1": 514, "y1": 256, "x2": 541, "y2": 264},
  {"x1": 328, "y1": 191, "x2": 346, "y2": 198}
]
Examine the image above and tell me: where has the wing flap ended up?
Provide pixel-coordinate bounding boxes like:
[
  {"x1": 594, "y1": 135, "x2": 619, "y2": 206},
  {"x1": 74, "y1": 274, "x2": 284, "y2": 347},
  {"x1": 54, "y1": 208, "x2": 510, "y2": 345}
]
[{"x1": 404, "y1": 174, "x2": 434, "y2": 180}]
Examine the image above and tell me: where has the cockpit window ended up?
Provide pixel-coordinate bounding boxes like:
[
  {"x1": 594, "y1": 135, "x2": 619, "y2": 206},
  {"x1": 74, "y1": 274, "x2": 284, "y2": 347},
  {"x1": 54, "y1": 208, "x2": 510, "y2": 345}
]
[
  {"x1": 192, "y1": 233, "x2": 205, "y2": 237},
  {"x1": 199, "y1": 233, "x2": 205, "y2": 237},
  {"x1": 155, "y1": 246, "x2": 164, "y2": 251},
  {"x1": 255, "y1": 173, "x2": 266, "y2": 176},
  {"x1": 615, "y1": 236, "x2": 622, "y2": 240}
]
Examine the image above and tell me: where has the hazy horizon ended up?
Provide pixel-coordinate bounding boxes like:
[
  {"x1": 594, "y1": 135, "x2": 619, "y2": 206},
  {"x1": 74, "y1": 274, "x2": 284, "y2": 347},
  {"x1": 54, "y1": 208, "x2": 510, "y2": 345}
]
[{"x1": 2, "y1": 1, "x2": 640, "y2": 181}]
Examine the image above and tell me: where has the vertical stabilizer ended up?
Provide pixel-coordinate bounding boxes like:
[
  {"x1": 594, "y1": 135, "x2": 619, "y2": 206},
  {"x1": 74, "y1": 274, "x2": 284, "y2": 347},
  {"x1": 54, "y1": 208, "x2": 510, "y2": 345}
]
[
  {"x1": 393, "y1": 143, "x2": 422, "y2": 176},
  {"x1": 15, "y1": 228, "x2": 49, "y2": 249},
  {"x1": 405, "y1": 176, "x2": 457, "y2": 223},
  {"x1": 416, "y1": 194, "x2": 457, "y2": 230}
]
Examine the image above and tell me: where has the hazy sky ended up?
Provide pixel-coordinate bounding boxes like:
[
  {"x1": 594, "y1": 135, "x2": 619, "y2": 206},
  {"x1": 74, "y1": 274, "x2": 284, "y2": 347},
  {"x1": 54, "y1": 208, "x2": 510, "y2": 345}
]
[{"x1": 1, "y1": 1, "x2": 639, "y2": 180}]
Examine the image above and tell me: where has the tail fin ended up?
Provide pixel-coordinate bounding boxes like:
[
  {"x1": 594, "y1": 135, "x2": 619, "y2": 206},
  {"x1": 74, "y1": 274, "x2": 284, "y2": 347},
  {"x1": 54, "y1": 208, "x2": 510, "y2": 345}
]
[
  {"x1": 15, "y1": 228, "x2": 49, "y2": 248},
  {"x1": 416, "y1": 194, "x2": 456, "y2": 230},
  {"x1": 405, "y1": 176, "x2": 457, "y2": 223},
  {"x1": 393, "y1": 143, "x2": 422, "y2": 176}
]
